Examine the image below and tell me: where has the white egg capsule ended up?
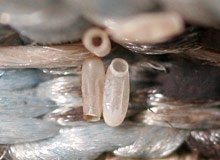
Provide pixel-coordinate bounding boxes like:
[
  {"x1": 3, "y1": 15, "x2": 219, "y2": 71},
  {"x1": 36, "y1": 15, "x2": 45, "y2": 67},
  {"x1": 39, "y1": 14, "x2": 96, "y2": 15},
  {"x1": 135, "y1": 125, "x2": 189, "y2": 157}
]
[
  {"x1": 106, "y1": 12, "x2": 184, "y2": 44},
  {"x1": 82, "y1": 57, "x2": 105, "y2": 121},
  {"x1": 103, "y1": 58, "x2": 130, "y2": 127},
  {"x1": 82, "y1": 27, "x2": 111, "y2": 57}
]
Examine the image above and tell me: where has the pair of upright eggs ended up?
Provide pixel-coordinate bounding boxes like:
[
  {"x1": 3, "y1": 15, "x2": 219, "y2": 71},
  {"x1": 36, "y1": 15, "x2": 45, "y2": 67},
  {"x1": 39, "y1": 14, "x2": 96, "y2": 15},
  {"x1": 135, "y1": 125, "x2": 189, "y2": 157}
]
[{"x1": 82, "y1": 28, "x2": 129, "y2": 127}]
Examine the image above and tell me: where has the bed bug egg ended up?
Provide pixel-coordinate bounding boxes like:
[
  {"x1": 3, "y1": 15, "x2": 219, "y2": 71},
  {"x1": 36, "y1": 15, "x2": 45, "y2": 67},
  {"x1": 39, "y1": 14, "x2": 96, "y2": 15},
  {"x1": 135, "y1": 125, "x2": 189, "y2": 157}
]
[
  {"x1": 82, "y1": 27, "x2": 111, "y2": 57},
  {"x1": 103, "y1": 58, "x2": 130, "y2": 127},
  {"x1": 82, "y1": 56, "x2": 105, "y2": 121}
]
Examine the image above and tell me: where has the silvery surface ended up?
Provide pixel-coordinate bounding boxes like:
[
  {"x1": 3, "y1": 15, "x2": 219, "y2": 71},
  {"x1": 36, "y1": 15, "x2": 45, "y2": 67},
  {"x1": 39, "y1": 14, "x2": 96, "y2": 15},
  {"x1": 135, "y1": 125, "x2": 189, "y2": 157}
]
[
  {"x1": 9, "y1": 122, "x2": 143, "y2": 160},
  {"x1": 36, "y1": 76, "x2": 82, "y2": 107},
  {"x1": 114, "y1": 126, "x2": 188, "y2": 159},
  {"x1": 44, "y1": 106, "x2": 84, "y2": 126},
  {"x1": 42, "y1": 67, "x2": 82, "y2": 75},
  {"x1": 0, "y1": 115, "x2": 60, "y2": 144},
  {"x1": 187, "y1": 129, "x2": 220, "y2": 158}
]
